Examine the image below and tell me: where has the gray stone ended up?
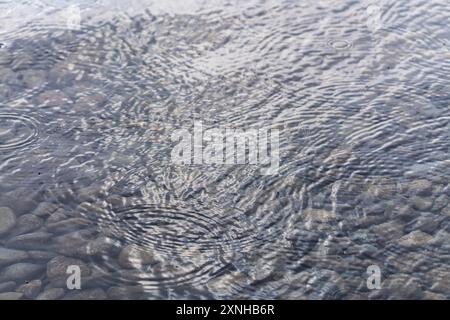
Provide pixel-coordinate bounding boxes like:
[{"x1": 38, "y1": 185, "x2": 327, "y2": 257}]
[
  {"x1": 0, "y1": 207, "x2": 16, "y2": 236},
  {"x1": 36, "y1": 288, "x2": 65, "y2": 300},
  {"x1": 28, "y1": 250, "x2": 58, "y2": 261},
  {"x1": 6, "y1": 232, "x2": 52, "y2": 250},
  {"x1": 46, "y1": 208, "x2": 67, "y2": 224},
  {"x1": 47, "y1": 256, "x2": 91, "y2": 281},
  {"x1": 2, "y1": 188, "x2": 38, "y2": 215},
  {"x1": 207, "y1": 272, "x2": 250, "y2": 296},
  {"x1": 33, "y1": 202, "x2": 59, "y2": 217},
  {"x1": 407, "y1": 179, "x2": 433, "y2": 196},
  {"x1": 406, "y1": 213, "x2": 442, "y2": 234},
  {"x1": 441, "y1": 204, "x2": 450, "y2": 216},
  {"x1": 302, "y1": 208, "x2": 337, "y2": 222},
  {"x1": 73, "y1": 93, "x2": 107, "y2": 112},
  {"x1": 371, "y1": 221, "x2": 404, "y2": 241},
  {"x1": 0, "y1": 263, "x2": 45, "y2": 282},
  {"x1": 0, "y1": 248, "x2": 29, "y2": 267},
  {"x1": 0, "y1": 52, "x2": 13, "y2": 65},
  {"x1": 19, "y1": 69, "x2": 47, "y2": 89},
  {"x1": 37, "y1": 90, "x2": 71, "y2": 107},
  {"x1": 398, "y1": 230, "x2": 433, "y2": 247},
  {"x1": 118, "y1": 245, "x2": 156, "y2": 269},
  {"x1": 16, "y1": 279, "x2": 42, "y2": 299},
  {"x1": 51, "y1": 230, "x2": 97, "y2": 258},
  {"x1": 63, "y1": 288, "x2": 107, "y2": 300},
  {"x1": 76, "y1": 185, "x2": 106, "y2": 203},
  {"x1": 107, "y1": 286, "x2": 145, "y2": 300},
  {"x1": 85, "y1": 236, "x2": 120, "y2": 257},
  {"x1": 431, "y1": 194, "x2": 449, "y2": 212},
  {"x1": 11, "y1": 214, "x2": 44, "y2": 236},
  {"x1": 0, "y1": 292, "x2": 23, "y2": 300},
  {"x1": 429, "y1": 267, "x2": 450, "y2": 294},
  {"x1": 410, "y1": 196, "x2": 433, "y2": 211},
  {"x1": 0, "y1": 281, "x2": 16, "y2": 292},
  {"x1": 46, "y1": 218, "x2": 90, "y2": 234},
  {"x1": 423, "y1": 291, "x2": 447, "y2": 300}
]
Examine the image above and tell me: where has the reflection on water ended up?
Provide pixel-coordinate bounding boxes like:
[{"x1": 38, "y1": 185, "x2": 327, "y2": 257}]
[{"x1": 0, "y1": 0, "x2": 449, "y2": 299}]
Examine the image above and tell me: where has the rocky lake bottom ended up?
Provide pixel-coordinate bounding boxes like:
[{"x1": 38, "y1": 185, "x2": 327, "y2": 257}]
[{"x1": 0, "y1": 0, "x2": 450, "y2": 299}]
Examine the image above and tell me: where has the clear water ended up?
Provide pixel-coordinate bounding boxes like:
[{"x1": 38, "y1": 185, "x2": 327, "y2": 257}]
[{"x1": 0, "y1": 0, "x2": 449, "y2": 299}]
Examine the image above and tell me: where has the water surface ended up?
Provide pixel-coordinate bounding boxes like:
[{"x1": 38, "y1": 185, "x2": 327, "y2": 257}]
[{"x1": 0, "y1": 0, "x2": 449, "y2": 299}]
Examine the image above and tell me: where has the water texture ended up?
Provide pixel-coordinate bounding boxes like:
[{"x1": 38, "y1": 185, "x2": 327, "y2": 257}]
[{"x1": 0, "y1": 0, "x2": 449, "y2": 299}]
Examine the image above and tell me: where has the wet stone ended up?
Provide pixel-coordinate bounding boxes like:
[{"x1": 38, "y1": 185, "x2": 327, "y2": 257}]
[
  {"x1": 51, "y1": 230, "x2": 98, "y2": 258},
  {"x1": 118, "y1": 244, "x2": 156, "y2": 269},
  {"x1": 0, "y1": 248, "x2": 29, "y2": 267},
  {"x1": 0, "y1": 281, "x2": 16, "y2": 292},
  {"x1": 19, "y1": 69, "x2": 47, "y2": 89},
  {"x1": 6, "y1": 232, "x2": 52, "y2": 250},
  {"x1": 429, "y1": 267, "x2": 450, "y2": 294},
  {"x1": 0, "y1": 263, "x2": 45, "y2": 282},
  {"x1": 431, "y1": 194, "x2": 449, "y2": 212},
  {"x1": 46, "y1": 208, "x2": 67, "y2": 224},
  {"x1": 441, "y1": 204, "x2": 450, "y2": 216},
  {"x1": 304, "y1": 270, "x2": 348, "y2": 299},
  {"x1": 371, "y1": 221, "x2": 404, "y2": 241},
  {"x1": 0, "y1": 207, "x2": 16, "y2": 236},
  {"x1": 46, "y1": 218, "x2": 90, "y2": 234},
  {"x1": 33, "y1": 202, "x2": 59, "y2": 217},
  {"x1": 410, "y1": 196, "x2": 433, "y2": 211},
  {"x1": 369, "y1": 275, "x2": 424, "y2": 299},
  {"x1": 303, "y1": 208, "x2": 337, "y2": 222},
  {"x1": 407, "y1": 179, "x2": 433, "y2": 196},
  {"x1": 107, "y1": 286, "x2": 145, "y2": 300},
  {"x1": 28, "y1": 250, "x2": 58, "y2": 261},
  {"x1": 405, "y1": 212, "x2": 442, "y2": 234},
  {"x1": 37, "y1": 89, "x2": 71, "y2": 107},
  {"x1": 423, "y1": 291, "x2": 447, "y2": 300},
  {"x1": 63, "y1": 288, "x2": 107, "y2": 300},
  {"x1": 36, "y1": 288, "x2": 65, "y2": 300},
  {"x1": 0, "y1": 292, "x2": 23, "y2": 300},
  {"x1": 47, "y1": 256, "x2": 91, "y2": 282},
  {"x1": 11, "y1": 214, "x2": 44, "y2": 236},
  {"x1": 73, "y1": 93, "x2": 107, "y2": 112},
  {"x1": 85, "y1": 236, "x2": 121, "y2": 257},
  {"x1": 2, "y1": 188, "x2": 39, "y2": 215},
  {"x1": 16, "y1": 279, "x2": 42, "y2": 299},
  {"x1": 398, "y1": 230, "x2": 434, "y2": 247}
]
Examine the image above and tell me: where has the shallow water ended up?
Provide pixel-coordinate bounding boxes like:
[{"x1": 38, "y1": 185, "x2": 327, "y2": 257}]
[{"x1": 0, "y1": 0, "x2": 449, "y2": 299}]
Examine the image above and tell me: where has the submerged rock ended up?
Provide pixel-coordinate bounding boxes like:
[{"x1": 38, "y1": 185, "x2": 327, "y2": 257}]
[
  {"x1": 410, "y1": 196, "x2": 433, "y2": 211},
  {"x1": 33, "y1": 202, "x2": 59, "y2": 217},
  {"x1": 0, "y1": 263, "x2": 45, "y2": 282},
  {"x1": 107, "y1": 286, "x2": 145, "y2": 300},
  {"x1": 407, "y1": 179, "x2": 433, "y2": 196},
  {"x1": 6, "y1": 232, "x2": 52, "y2": 250},
  {"x1": 0, "y1": 248, "x2": 29, "y2": 267},
  {"x1": 0, "y1": 292, "x2": 23, "y2": 300},
  {"x1": 63, "y1": 288, "x2": 107, "y2": 300},
  {"x1": 303, "y1": 208, "x2": 337, "y2": 222},
  {"x1": 46, "y1": 218, "x2": 90, "y2": 234},
  {"x1": 11, "y1": 214, "x2": 44, "y2": 236},
  {"x1": 36, "y1": 288, "x2": 65, "y2": 300},
  {"x1": 16, "y1": 279, "x2": 42, "y2": 299},
  {"x1": 118, "y1": 245, "x2": 156, "y2": 269},
  {"x1": 0, "y1": 281, "x2": 16, "y2": 292},
  {"x1": 47, "y1": 256, "x2": 91, "y2": 282},
  {"x1": 398, "y1": 230, "x2": 434, "y2": 247},
  {"x1": 0, "y1": 207, "x2": 16, "y2": 236}
]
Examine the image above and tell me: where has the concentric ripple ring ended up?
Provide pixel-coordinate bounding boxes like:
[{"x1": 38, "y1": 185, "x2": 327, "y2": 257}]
[{"x1": 0, "y1": 113, "x2": 39, "y2": 150}]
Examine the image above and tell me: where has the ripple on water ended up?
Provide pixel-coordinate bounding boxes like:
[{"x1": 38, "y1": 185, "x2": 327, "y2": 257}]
[{"x1": 0, "y1": 113, "x2": 39, "y2": 150}]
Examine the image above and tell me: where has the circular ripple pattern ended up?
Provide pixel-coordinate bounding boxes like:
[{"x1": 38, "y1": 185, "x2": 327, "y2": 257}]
[{"x1": 0, "y1": 113, "x2": 39, "y2": 150}]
